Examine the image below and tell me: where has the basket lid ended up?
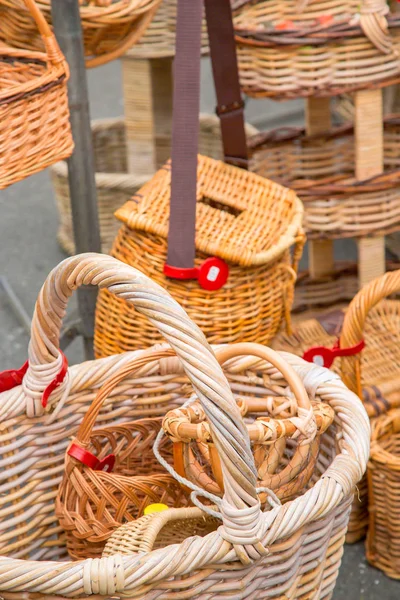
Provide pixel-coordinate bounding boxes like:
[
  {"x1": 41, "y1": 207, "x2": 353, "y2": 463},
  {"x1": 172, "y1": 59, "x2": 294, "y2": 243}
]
[{"x1": 116, "y1": 155, "x2": 303, "y2": 267}]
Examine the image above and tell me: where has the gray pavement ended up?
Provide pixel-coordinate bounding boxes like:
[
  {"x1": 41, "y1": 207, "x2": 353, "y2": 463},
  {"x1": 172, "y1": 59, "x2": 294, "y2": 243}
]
[{"x1": 0, "y1": 58, "x2": 398, "y2": 598}]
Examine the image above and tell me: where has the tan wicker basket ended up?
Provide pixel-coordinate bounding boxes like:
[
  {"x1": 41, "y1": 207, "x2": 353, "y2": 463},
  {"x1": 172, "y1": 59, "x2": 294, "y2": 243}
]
[
  {"x1": 0, "y1": 0, "x2": 73, "y2": 190},
  {"x1": 273, "y1": 268, "x2": 400, "y2": 543},
  {"x1": 250, "y1": 116, "x2": 400, "y2": 239},
  {"x1": 0, "y1": 0, "x2": 161, "y2": 68},
  {"x1": 94, "y1": 155, "x2": 304, "y2": 357},
  {"x1": 127, "y1": 0, "x2": 209, "y2": 58},
  {"x1": 367, "y1": 409, "x2": 400, "y2": 579},
  {"x1": 52, "y1": 115, "x2": 258, "y2": 255},
  {"x1": 232, "y1": 0, "x2": 400, "y2": 99},
  {"x1": 0, "y1": 254, "x2": 370, "y2": 597}
]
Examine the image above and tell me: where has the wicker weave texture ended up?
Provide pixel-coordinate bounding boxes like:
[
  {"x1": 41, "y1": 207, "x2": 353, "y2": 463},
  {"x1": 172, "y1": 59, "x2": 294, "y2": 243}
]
[
  {"x1": 0, "y1": 0, "x2": 161, "y2": 68},
  {"x1": 250, "y1": 116, "x2": 400, "y2": 239},
  {"x1": 126, "y1": 0, "x2": 209, "y2": 58},
  {"x1": 367, "y1": 410, "x2": 400, "y2": 579},
  {"x1": 94, "y1": 155, "x2": 304, "y2": 357},
  {"x1": 232, "y1": 1, "x2": 400, "y2": 98},
  {"x1": 52, "y1": 115, "x2": 258, "y2": 255},
  {"x1": 0, "y1": 0, "x2": 73, "y2": 189},
  {"x1": 0, "y1": 252, "x2": 370, "y2": 597}
]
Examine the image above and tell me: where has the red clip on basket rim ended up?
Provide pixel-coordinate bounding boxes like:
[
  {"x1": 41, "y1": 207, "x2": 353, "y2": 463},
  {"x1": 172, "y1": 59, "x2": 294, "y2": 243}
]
[
  {"x1": 164, "y1": 257, "x2": 229, "y2": 291},
  {"x1": 68, "y1": 443, "x2": 115, "y2": 473},
  {"x1": 302, "y1": 339, "x2": 365, "y2": 369},
  {"x1": 0, "y1": 351, "x2": 68, "y2": 408}
]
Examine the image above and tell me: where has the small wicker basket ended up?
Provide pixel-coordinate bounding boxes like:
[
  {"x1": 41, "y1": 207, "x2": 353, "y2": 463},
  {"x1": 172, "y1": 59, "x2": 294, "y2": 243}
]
[
  {"x1": 367, "y1": 409, "x2": 400, "y2": 579},
  {"x1": 249, "y1": 116, "x2": 400, "y2": 239},
  {"x1": 232, "y1": 0, "x2": 400, "y2": 99},
  {"x1": 0, "y1": 0, "x2": 73, "y2": 190},
  {"x1": 94, "y1": 155, "x2": 305, "y2": 356},
  {"x1": 51, "y1": 115, "x2": 258, "y2": 255},
  {"x1": 56, "y1": 352, "x2": 190, "y2": 560},
  {"x1": 0, "y1": 0, "x2": 161, "y2": 68}
]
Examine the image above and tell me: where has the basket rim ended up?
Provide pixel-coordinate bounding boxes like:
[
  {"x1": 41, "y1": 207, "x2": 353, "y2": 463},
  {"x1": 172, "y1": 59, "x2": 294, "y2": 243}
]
[{"x1": 233, "y1": 13, "x2": 400, "y2": 47}]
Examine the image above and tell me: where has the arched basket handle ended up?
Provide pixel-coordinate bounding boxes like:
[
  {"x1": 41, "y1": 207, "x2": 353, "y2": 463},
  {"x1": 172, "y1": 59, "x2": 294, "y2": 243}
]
[
  {"x1": 23, "y1": 0, "x2": 66, "y2": 67},
  {"x1": 340, "y1": 269, "x2": 400, "y2": 397}
]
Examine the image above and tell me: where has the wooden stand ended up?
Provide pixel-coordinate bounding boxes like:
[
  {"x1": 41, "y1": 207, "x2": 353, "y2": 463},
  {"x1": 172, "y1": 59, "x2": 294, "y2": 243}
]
[
  {"x1": 121, "y1": 55, "x2": 173, "y2": 176},
  {"x1": 306, "y1": 91, "x2": 386, "y2": 288},
  {"x1": 305, "y1": 98, "x2": 335, "y2": 280},
  {"x1": 354, "y1": 89, "x2": 385, "y2": 287}
]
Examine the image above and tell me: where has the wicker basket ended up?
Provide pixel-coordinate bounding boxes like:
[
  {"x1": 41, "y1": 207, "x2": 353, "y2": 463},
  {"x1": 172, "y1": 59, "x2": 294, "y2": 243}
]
[
  {"x1": 127, "y1": 0, "x2": 209, "y2": 58},
  {"x1": 56, "y1": 353, "x2": 191, "y2": 560},
  {"x1": 0, "y1": 254, "x2": 370, "y2": 597},
  {"x1": 249, "y1": 116, "x2": 400, "y2": 239},
  {"x1": 232, "y1": 0, "x2": 400, "y2": 99},
  {"x1": 0, "y1": 0, "x2": 161, "y2": 68},
  {"x1": 273, "y1": 268, "x2": 400, "y2": 543},
  {"x1": 367, "y1": 409, "x2": 400, "y2": 579},
  {"x1": 52, "y1": 115, "x2": 258, "y2": 255},
  {"x1": 162, "y1": 343, "x2": 335, "y2": 505},
  {"x1": 0, "y1": 0, "x2": 73, "y2": 190},
  {"x1": 94, "y1": 155, "x2": 304, "y2": 356}
]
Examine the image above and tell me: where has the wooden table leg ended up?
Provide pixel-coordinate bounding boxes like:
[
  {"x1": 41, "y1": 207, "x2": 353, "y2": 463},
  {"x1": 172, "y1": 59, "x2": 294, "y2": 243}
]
[
  {"x1": 305, "y1": 97, "x2": 335, "y2": 280},
  {"x1": 354, "y1": 89, "x2": 385, "y2": 287}
]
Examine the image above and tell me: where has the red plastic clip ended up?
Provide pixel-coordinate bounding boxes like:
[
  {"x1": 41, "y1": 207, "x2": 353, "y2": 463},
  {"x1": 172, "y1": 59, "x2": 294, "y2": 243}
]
[
  {"x1": 0, "y1": 360, "x2": 29, "y2": 392},
  {"x1": 302, "y1": 339, "x2": 365, "y2": 369},
  {"x1": 164, "y1": 257, "x2": 229, "y2": 291},
  {"x1": 68, "y1": 443, "x2": 115, "y2": 472},
  {"x1": 41, "y1": 351, "x2": 69, "y2": 408}
]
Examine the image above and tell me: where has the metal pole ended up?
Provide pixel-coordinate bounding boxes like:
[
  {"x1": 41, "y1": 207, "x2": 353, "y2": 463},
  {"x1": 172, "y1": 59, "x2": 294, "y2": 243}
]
[{"x1": 51, "y1": 0, "x2": 101, "y2": 360}]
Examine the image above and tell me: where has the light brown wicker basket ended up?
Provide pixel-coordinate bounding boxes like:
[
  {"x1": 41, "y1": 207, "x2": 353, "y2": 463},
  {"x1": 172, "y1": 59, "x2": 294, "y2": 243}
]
[
  {"x1": 0, "y1": 0, "x2": 161, "y2": 68},
  {"x1": 232, "y1": 0, "x2": 400, "y2": 99},
  {"x1": 56, "y1": 353, "x2": 190, "y2": 560},
  {"x1": 367, "y1": 409, "x2": 400, "y2": 579},
  {"x1": 0, "y1": 253, "x2": 369, "y2": 599},
  {"x1": 273, "y1": 268, "x2": 400, "y2": 543},
  {"x1": 94, "y1": 155, "x2": 305, "y2": 357},
  {"x1": 51, "y1": 115, "x2": 259, "y2": 255},
  {"x1": 0, "y1": 0, "x2": 73, "y2": 190},
  {"x1": 249, "y1": 116, "x2": 400, "y2": 239}
]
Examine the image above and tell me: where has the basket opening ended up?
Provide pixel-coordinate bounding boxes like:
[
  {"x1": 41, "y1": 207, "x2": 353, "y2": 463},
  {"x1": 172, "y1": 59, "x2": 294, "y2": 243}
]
[{"x1": 199, "y1": 196, "x2": 243, "y2": 217}]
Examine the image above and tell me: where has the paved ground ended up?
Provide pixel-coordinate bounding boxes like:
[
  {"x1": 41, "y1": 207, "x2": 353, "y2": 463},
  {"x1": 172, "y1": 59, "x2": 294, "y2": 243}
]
[{"x1": 0, "y1": 59, "x2": 398, "y2": 598}]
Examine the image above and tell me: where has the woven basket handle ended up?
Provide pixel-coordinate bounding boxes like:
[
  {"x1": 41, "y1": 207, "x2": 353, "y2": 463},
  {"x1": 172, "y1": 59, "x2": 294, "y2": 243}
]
[
  {"x1": 75, "y1": 346, "x2": 176, "y2": 446},
  {"x1": 24, "y1": 253, "x2": 262, "y2": 545},
  {"x1": 340, "y1": 269, "x2": 400, "y2": 397},
  {"x1": 23, "y1": 0, "x2": 66, "y2": 66}
]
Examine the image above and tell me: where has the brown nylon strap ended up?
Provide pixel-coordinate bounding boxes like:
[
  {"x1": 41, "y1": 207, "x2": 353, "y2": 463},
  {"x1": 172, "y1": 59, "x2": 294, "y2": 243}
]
[
  {"x1": 167, "y1": 0, "x2": 247, "y2": 270},
  {"x1": 205, "y1": 0, "x2": 248, "y2": 168}
]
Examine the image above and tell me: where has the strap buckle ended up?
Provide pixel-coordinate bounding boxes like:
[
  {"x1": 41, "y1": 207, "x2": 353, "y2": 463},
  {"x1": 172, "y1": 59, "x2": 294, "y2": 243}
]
[
  {"x1": 216, "y1": 99, "x2": 245, "y2": 117},
  {"x1": 302, "y1": 339, "x2": 365, "y2": 369},
  {"x1": 164, "y1": 257, "x2": 229, "y2": 291}
]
